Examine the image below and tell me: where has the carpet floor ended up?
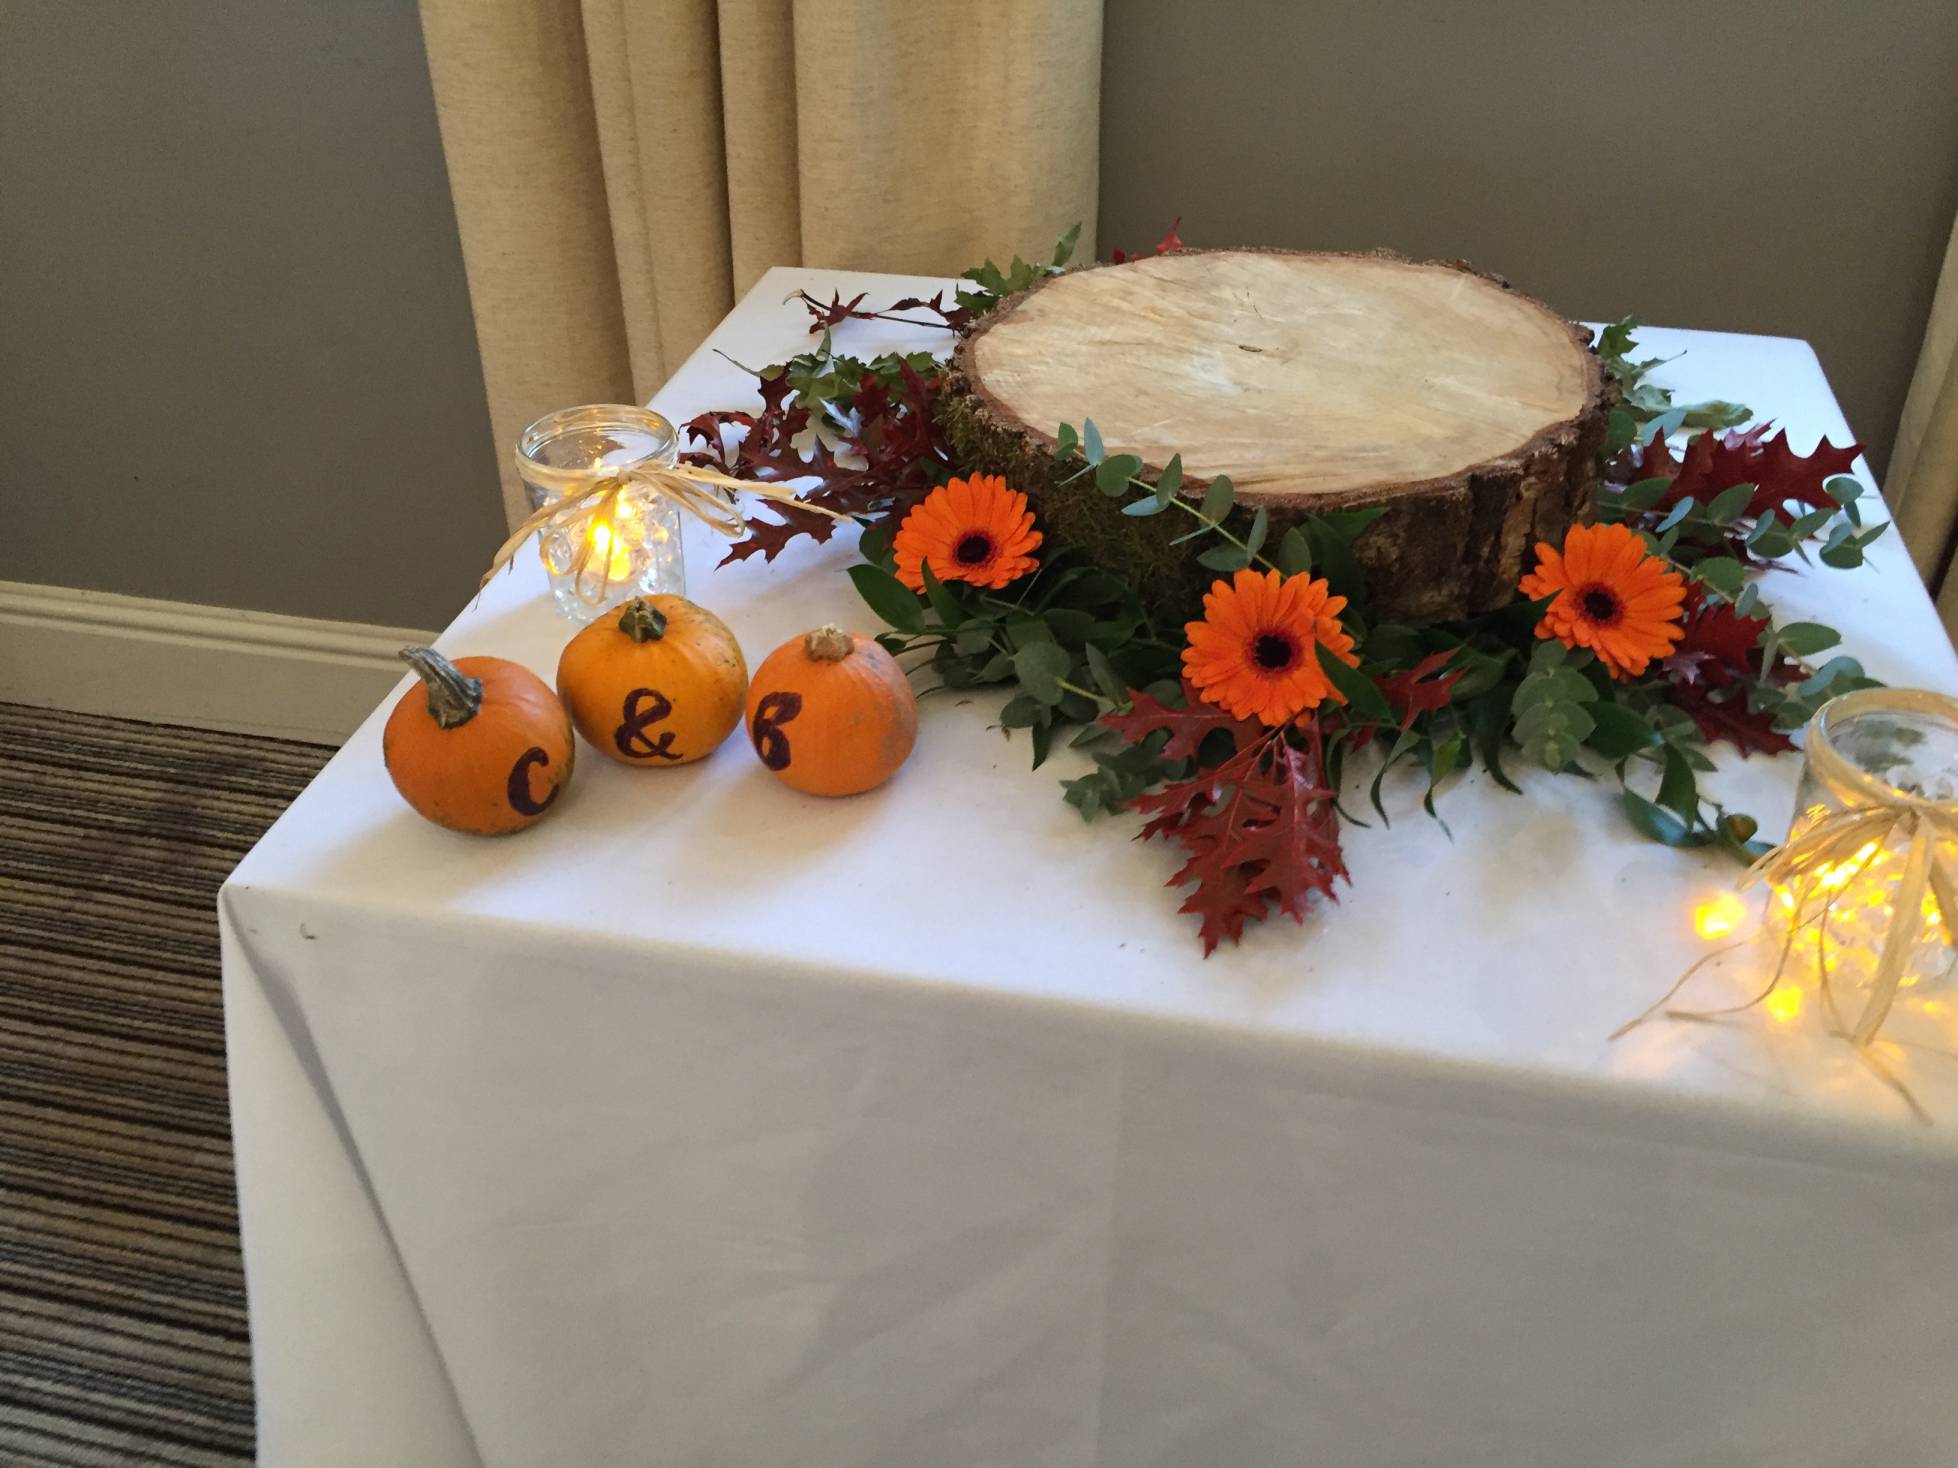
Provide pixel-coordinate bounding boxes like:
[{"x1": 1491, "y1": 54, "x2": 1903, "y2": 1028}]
[{"x1": 0, "y1": 702, "x2": 332, "y2": 1466}]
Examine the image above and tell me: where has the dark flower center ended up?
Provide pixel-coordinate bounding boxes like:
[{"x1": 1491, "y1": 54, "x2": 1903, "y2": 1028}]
[
  {"x1": 1253, "y1": 632, "x2": 1299, "y2": 671},
  {"x1": 1579, "y1": 585, "x2": 1622, "y2": 625},
  {"x1": 955, "y1": 532, "x2": 994, "y2": 565}
]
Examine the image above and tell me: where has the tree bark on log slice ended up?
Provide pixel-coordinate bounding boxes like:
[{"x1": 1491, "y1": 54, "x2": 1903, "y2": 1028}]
[{"x1": 940, "y1": 249, "x2": 1611, "y2": 623}]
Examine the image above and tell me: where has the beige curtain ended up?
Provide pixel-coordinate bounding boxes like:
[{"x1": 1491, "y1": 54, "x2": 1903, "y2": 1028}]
[
  {"x1": 419, "y1": 0, "x2": 1103, "y2": 528},
  {"x1": 1892, "y1": 213, "x2": 1958, "y2": 632}
]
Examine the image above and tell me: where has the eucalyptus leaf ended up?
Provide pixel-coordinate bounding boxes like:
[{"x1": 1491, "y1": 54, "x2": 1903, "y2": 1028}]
[
  {"x1": 1156, "y1": 454, "x2": 1184, "y2": 502},
  {"x1": 1694, "y1": 557, "x2": 1746, "y2": 596},
  {"x1": 1617, "y1": 477, "x2": 1674, "y2": 512},
  {"x1": 1704, "y1": 482, "x2": 1756, "y2": 524},
  {"x1": 1799, "y1": 654, "x2": 1865, "y2": 700},
  {"x1": 1199, "y1": 473, "x2": 1235, "y2": 522},
  {"x1": 1085, "y1": 642, "x2": 1128, "y2": 704},
  {"x1": 1654, "y1": 497, "x2": 1697, "y2": 534},
  {"x1": 1275, "y1": 526, "x2": 1313, "y2": 575},
  {"x1": 1197, "y1": 544, "x2": 1252, "y2": 573},
  {"x1": 1245, "y1": 506, "x2": 1270, "y2": 558},
  {"x1": 1012, "y1": 640, "x2": 1072, "y2": 706},
  {"x1": 1082, "y1": 418, "x2": 1104, "y2": 465},
  {"x1": 998, "y1": 693, "x2": 1041, "y2": 728},
  {"x1": 1096, "y1": 453, "x2": 1144, "y2": 494},
  {"x1": 1772, "y1": 622, "x2": 1841, "y2": 658}
]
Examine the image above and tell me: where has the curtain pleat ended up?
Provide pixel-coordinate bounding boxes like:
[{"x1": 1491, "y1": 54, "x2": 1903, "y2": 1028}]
[
  {"x1": 419, "y1": 0, "x2": 634, "y2": 529},
  {"x1": 1891, "y1": 215, "x2": 1958, "y2": 634},
  {"x1": 716, "y1": 0, "x2": 801, "y2": 296},
  {"x1": 420, "y1": 0, "x2": 1100, "y2": 528}
]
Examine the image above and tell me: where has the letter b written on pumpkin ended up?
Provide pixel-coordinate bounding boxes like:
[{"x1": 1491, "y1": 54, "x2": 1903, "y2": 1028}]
[{"x1": 750, "y1": 691, "x2": 803, "y2": 770}]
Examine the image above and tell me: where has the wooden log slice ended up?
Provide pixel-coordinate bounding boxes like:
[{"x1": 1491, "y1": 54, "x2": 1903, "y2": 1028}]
[{"x1": 940, "y1": 249, "x2": 1611, "y2": 623}]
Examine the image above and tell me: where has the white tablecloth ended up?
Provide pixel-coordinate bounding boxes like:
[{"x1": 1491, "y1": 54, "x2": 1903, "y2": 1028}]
[{"x1": 223, "y1": 268, "x2": 1958, "y2": 1467}]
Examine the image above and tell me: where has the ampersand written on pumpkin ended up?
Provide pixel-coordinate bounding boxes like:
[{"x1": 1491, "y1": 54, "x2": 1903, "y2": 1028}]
[
  {"x1": 750, "y1": 691, "x2": 803, "y2": 771},
  {"x1": 614, "y1": 688, "x2": 682, "y2": 761},
  {"x1": 506, "y1": 747, "x2": 560, "y2": 815}
]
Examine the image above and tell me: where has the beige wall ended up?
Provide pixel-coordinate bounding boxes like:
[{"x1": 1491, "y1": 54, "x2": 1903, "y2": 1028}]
[
  {"x1": 1100, "y1": 0, "x2": 1958, "y2": 477},
  {"x1": 1, "y1": 0, "x2": 504, "y2": 630}
]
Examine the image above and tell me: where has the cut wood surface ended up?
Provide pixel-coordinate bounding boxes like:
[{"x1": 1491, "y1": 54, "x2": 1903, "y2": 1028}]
[{"x1": 943, "y1": 249, "x2": 1612, "y2": 622}]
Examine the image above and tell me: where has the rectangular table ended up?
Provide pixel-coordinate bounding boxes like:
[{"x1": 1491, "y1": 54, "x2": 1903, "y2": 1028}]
[{"x1": 223, "y1": 269, "x2": 1958, "y2": 1467}]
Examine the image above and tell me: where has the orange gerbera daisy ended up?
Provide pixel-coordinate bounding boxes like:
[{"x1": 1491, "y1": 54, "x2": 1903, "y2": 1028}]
[
  {"x1": 1519, "y1": 521, "x2": 1687, "y2": 680},
  {"x1": 893, "y1": 474, "x2": 1043, "y2": 592},
  {"x1": 1182, "y1": 568, "x2": 1358, "y2": 726}
]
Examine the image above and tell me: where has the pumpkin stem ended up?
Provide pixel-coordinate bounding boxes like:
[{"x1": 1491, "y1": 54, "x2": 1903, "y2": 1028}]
[
  {"x1": 804, "y1": 625, "x2": 854, "y2": 663},
  {"x1": 398, "y1": 646, "x2": 482, "y2": 730},
  {"x1": 617, "y1": 598, "x2": 667, "y2": 643}
]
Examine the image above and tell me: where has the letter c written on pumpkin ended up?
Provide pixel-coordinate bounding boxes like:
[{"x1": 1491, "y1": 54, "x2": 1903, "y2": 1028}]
[{"x1": 506, "y1": 746, "x2": 560, "y2": 815}]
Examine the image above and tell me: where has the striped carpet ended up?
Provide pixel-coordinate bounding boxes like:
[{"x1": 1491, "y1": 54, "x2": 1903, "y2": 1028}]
[{"x1": 0, "y1": 702, "x2": 332, "y2": 1466}]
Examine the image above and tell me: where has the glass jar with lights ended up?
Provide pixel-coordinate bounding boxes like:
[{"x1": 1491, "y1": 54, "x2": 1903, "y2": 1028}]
[
  {"x1": 514, "y1": 404, "x2": 686, "y2": 623},
  {"x1": 1776, "y1": 688, "x2": 1958, "y2": 1037}
]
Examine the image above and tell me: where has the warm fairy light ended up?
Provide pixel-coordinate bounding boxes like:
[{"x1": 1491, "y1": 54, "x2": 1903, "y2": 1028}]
[
  {"x1": 587, "y1": 517, "x2": 636, "y2": 582},
  {"x1": 1692, "y1": 891, "x2": 1748, "y2": 940},
  {"x1": 1764, "y1": 986, "x2": 1804, "y2": 1023}
]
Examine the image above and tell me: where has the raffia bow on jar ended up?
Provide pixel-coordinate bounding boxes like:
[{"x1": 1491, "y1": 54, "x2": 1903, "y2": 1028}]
[
  {"x1": 491, "y1": 404, "x2": 847, "y2": 622},
  {"x1": 1616, "y1": 689, "x2": 1958, "y2": 1120}
]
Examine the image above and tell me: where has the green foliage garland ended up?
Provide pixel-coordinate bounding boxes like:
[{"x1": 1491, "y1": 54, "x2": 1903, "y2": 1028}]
[{"x1": 690, "y1": 228, "x2": 1887, "y2": 952}]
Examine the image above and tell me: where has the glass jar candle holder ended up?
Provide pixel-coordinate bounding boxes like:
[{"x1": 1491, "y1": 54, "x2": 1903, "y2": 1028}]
[
  {"x1": 515, "y1": 405, "x2": 686, "y2": 623},
  {"x1": 1777, "y1": 688, "x2": 1958, "y2": 1037}
]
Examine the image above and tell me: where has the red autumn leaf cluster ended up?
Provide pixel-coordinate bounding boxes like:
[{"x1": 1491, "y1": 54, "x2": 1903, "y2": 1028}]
[
  {"x1": 792, "y1": 289, "x2": 966, "y2": 334},
  {"x1": 1376, "y1": 651, "x2": 1463, "y2": 733},
  {"x1": 1105, "y1": 681, "x2": 1345, "y2": 954},
  {"x1": 1101, "y1": 681, "x2": 1264, "y2": 762},
  {"x1": 683, "y1": 360, "x2": 951, "y2": 565},
  {"x1": 1621, "y1": 424, "x2": 1862, "y2": 524},
  {"x1": 1108, "y1": 217, "x2": 1185, "y2": 264},
  {"x1": 1660, "y1": 589, "x2": 1798, "y2": 757}
]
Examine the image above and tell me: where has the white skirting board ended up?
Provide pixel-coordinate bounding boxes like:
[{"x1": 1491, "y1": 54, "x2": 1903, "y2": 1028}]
[{"x1": 0, "y1": 581, "x2": 434, "y2": 745}]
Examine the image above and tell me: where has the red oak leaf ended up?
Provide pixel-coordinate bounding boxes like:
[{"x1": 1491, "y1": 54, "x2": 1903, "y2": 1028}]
[
  {"x1": 1118, "y1": 711, "x2": 1345, "y2": 954},
  {"x1": 687, "y1": 354, "x2": 949, "y2": 565},
  {"x1": 1665, "y1": 589, "x2": 1765, "y2": 689},
  {"x1": 1659, "y1": 589, "x2": 1800, "y2": 756},
  {"x1": 885, "y1": 292, "x2": 971, "y2": 330},
  {"x1": 1376, "y1": 651, "x2": 1463, "y2": 732},
  {"x1": 1101, "y1": 679, "x2": 1264, "y2": 762},
  {"x1": 1667, "y1": 682, "x2": 1796, "y2": 758},
  {"x1": 795, "y1": 290, "x2": 870, "y2": 333},
  {"x1": 1235, "y1": 733, "x2": 1346, "y2": 922},
  {"x1": 1633, "y1": 426, "x2": 1862, "y2": 523}
]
